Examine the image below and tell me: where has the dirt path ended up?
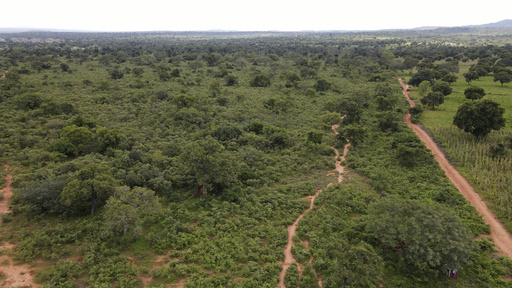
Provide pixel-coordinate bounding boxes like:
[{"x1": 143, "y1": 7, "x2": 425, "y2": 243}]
[
  {"x1": 278, "y1": 122, "x2": 350, "y2": 288},
  {"x1": 0, "y1": 164, "x2": 14, "y2": 214},
  {"x1": 399, "y1": 78, "x2": 512, "y2": 259},
  {"x1": 0, "y1": 163, "x2": 39, "y2": 287}
]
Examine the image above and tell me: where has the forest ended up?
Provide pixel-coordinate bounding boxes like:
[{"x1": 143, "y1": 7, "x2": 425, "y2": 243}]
[{"x1": 1, "y1": 27, "x2": 512, "y2": 287}]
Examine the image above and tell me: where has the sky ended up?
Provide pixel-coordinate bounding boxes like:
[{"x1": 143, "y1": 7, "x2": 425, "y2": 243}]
[{"x1": 2, "y1": 0, "x2": 511, "y2": 32}]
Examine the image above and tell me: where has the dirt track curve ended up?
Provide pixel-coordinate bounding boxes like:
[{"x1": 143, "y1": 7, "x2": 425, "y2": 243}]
[
  {"x1": 1, "y1": 163, "x2": 39, "y2": 287},
  {"x1": 278, "y1": 121, "x2": 350, "y2": 288},
  {"x1": 399, "y1": 78, "x2": 512, "y2": 259}
]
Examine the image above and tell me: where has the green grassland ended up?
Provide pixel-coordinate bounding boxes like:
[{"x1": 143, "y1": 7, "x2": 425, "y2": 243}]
[{"x1": 406, "y1": 61, "x2": 512, "y2": 232}]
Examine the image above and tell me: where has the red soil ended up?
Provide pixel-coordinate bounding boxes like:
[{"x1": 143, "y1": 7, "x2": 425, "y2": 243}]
[
  {"x1": 278, "y1": 122, "x2": 350, "y2": 288},
  {"x1": 1, "y1": 164, "x2": 39, "y2": 287}
]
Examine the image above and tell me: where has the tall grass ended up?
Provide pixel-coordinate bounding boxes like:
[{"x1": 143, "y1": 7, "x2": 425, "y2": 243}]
[{"x1": 432, "y1": 126, "x2": 512, "y2": 223}]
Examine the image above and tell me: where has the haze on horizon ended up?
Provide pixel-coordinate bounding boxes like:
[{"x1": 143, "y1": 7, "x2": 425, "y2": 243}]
[{"x1": 3, "y1": 0, "x2": 510, "y2": 32}]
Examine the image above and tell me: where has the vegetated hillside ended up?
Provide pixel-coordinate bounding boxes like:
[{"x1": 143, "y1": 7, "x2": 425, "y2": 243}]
[{"x1": 0, "y1": 31, "x2": 512, "y2": 287}]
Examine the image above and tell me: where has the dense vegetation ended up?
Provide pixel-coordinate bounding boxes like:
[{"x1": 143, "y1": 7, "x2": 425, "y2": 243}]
[{"x1": 1, "y1": 28, "x2": 512, "y2": 287}]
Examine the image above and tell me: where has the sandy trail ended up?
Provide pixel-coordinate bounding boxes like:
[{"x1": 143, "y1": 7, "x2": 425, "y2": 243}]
[
  {"x1": 278, "y1": 122, "x2": 350, "y2": 288},
  {"x1": 0, "y1": 164, "x2": 14, "y2": 214},
  {"x1": 399, "y1": 78, "x2": 512, "y2": 259},
  {"x1": 0, "y1": 163, "x2": 39, "y2": 287}
]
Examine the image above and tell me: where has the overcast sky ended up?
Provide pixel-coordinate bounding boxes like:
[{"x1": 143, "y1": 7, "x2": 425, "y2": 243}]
[{"x1": 2, "y1": 0, "x2": 510, "y2": 32}]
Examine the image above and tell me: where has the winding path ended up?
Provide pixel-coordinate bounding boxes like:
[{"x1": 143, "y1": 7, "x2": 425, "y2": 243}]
[
  {"x1": 1, "y1": 163, "x2": 39, "y2": 287},
  {"x1": 399, "y1": 78, "x2": 512, "y2": 259},
  {"x1": 278, "y1": 121, "x2": 350, "y2": 288}
]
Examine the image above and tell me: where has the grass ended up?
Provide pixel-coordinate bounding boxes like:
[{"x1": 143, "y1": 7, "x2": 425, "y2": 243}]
[{"x1": 402, "y1": 61, "x2": 512, "y2": 232}]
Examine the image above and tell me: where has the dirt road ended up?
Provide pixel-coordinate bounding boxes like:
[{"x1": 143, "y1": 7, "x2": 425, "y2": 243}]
[
  {"x1": 399, "y1": 79, "x2": 512, "y2": 259},
  {"x1": 278, "y1": 122, "x2": 350, "y2": 288},
  {"x1": 1, "y1": 163, "x2": 39, "y2": 287}
]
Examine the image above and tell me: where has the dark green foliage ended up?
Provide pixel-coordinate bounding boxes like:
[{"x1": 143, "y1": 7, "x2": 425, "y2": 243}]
[
  {"x1": 177, "y1": 136, "x2": 240, "y2": 195},
  {"x1": 463, "y1": 71, "x2": 479, "y2": 84},
  {"x1": 110, "y1": 68, "x2": 124, "y2": 79},
  {"x1": 339, "y1": 124, "x2": 366, "y2": 148},
  {"x1": 14, "y1": 175, "x2": 68, "y2": 214},
  {"x1": 367, "y1": 196, "x2": 476, "y2": 272},
  {"x1": 464, "y1": 86, "x2": 486, "y2": 100},
  {"x1": 314, "y1": 79, "x2": 331, "y2": 92},
  {"x1": 250, "y1": 73, "x2": 271, "y2": 87},
  {"x1": 322, "y1": 238, "x2": 383, "y2": 288},
  {"x1": 420, "y1": 91, "x2": 444, "y2": 110},
  {"x1": 15, "y1": 94, "x2": 43, "y2": 110},
  {"x1": 442, "y1": 73, "x2": 458, "y2": 85},
  {"x1": 408, "y1": 69, "x2": 436, "y2": 87},
  {"x1": 493, "y1": 71, "x2": 512, "y2": 86},
  {"x1": 431, "y1": 81, "x2": 452, "y2": 96},
  {"x1": 453, "y1": 100, "x2": 506, "y2": 138},
  {"x1": 300, "y1": 264, "x2": 320, "y2": 288},
  {"x1": 225, "y1": 74, "x2": 238, "y2": 86},
  {"x1": 284, "y1": 264, "x2": 299, "y2": 288},
  {"x1": 307, "y1": 131, "x2": 323, "y2": 144},
  {"x1": 61, "y1": 163, "x2": 117, "y2": 215},
  {"x1": 245, "y1": 121, "x2": 264, "y2": 135},
  {"x1": 376, "y1": 111, "x2": 401, "y2": 132},
  {"x1": 212, "y1": 125, "x2": 242, "y2": 142}
]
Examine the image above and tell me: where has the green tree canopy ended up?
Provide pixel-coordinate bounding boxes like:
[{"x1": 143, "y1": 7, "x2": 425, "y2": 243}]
[
  {"x1": 177, "y1": 136, "x2": 240, "y2": 195},
  {"x1": 367, "y1": 196, "x2": 475, "y2": 273},
  {"x1": 61, "y1": 163, "x2": 117, "y2": 215},
  {"x1": 250, "y1": 73, "x2": 271, "y2": 87},
  {"x1": 431, "y1": 81, "x2": 452, "y2": 96},
  {"x1": 420, "y1": 91, "x2": 444, "y2": 110},
  {"x1": 102, "y1": 186, "x2": 161, "y2": 238},
  {"x1": 453, "y1": 99, "x2": 506, "y2": 138},
  {"x1": 322, "y1": 237, "x2": 383, "y2": 288},
  {"x1": 464, "y1": 86, "x2": 486, "y2": 101},
  {"x1": 463, "y1": 71, "x2": 479, "y2": 84},
  {"x1": 493, "y1": 71, "x2": 512, "y2": 87}
]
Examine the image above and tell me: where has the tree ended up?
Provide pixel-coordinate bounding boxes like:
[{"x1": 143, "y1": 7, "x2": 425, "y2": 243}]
[
  {"x1": 402, "y1": 56, "x2": 419, "y2": 72},
  {"x1": 203, "y1": 53, "x2": 219, "y2": 67},
  {"x1": 110, "y1": 68, "x2": 124, "y2": 80},
  {"x1": 102, "y1": 186, "x2": 161, "y2": 238},
  {"x1": 464, "y1": 86, "x2": 486, "y2": 100},
  {"x1": 431, "y1": 81, "x2": 452, "y2": 96},
  {"x1": 314, "y1": 79, "x2": 331, "y2": 92},
  {"x1": 493, "y1": 71, "x2": 512, "y2": 87},
  {"x1": 408, "y1": 69, "x2": 436, "y2": 87},
  {"x1": 177, "y1": 136, "x2": 240, "y2": 195},
  {"x1": 95, "y1": 127, "x2": 125, "y2": 153},
  {"x1": 367, "y1": 196, "x2": 475, "y2": 273},
  {"x1": 463, "y1": 71, "x2": 479, "y2": 84},
  {"x1": 442, "y1": 74, "x2": 458, "y2": 85},
  {"x1": 61, "y1": 164, "x2": 117, "y2": 215},
  {"x1": 420, "y1": 91, "x2": 444, "y2": 110},
  {"x1": 15, "y1": 94, "x2": 43, "y2": 110},
  {"x1": 453, "y1": 100, "x2": 506, "y2": 138},
  {"x1": 250, "y1": 73, "x2": 271, "y2": 87},
  {"x1": 322, "y1": 237, "x2": 383, "y2": 288},
  {"x1": 340, "y1": 124, "x2": 367, "y2": 148},
  {"x1": 60, "y1": 63, "x2": 70, "y2": 72},
  {"x1": 418, "y1": 80, "x2": 431, "y2": 97}
]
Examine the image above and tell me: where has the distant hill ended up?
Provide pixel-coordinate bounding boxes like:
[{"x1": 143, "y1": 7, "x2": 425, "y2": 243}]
[
  {"x1": 472, "y1": 19, "x2": 512, "y2": 28},
  {"x1": 413, "y1": 19, "x2": 512, "y2": 31}
]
